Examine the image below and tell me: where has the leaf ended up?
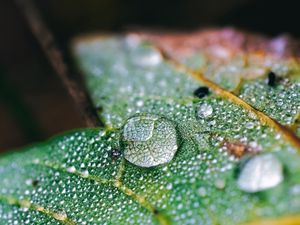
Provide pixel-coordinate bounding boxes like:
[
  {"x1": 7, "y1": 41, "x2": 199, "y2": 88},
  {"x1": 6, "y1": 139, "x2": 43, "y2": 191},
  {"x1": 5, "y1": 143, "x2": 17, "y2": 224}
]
[{"x1": 1, "y1": 28, "x2": 300, "y2": 225}]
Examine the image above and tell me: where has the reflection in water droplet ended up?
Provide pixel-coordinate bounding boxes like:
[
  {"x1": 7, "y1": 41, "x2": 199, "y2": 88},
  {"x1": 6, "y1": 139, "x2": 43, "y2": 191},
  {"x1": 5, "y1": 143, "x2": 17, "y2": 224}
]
[
  {"x1": 197, "y1": 103, "x2": 213, "y2": 118},
  {"x1": 122, "y1": 114, "x2": 178, "y2": 167},
  {"x1": 123, "y1": 116, "x2": 154, "y2": 141},
  {"x1": 237, "y1": 153, "x2": 283, "y2": 193}
]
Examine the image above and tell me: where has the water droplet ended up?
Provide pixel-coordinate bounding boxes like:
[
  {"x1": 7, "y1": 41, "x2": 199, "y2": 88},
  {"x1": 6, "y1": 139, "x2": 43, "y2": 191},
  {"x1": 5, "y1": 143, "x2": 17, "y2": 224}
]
[
  {"x1": 166, "y1": 183, "x2": 173, "y2": 190},
  {"x1": 214, "y1": 179, "x2": 226, "y2": 189},
  {"x1": 53, "y1": 210, "x2": 67, "y2": 221},
  {"x1": 245, "y1": 122, "x2": 254, "y2": 129},
  {"x1": 275, "y1": 133, "x2": 281, "y2": 140},
  {"x1": 197, "y1": 187, "x2": 207, "y2": 197},
  {"x1": 67, "y1": 166, "x2": 76, "y2": 173},
  {"x1": 197, "y1": 103, "x2": 213, "y2": 118},
  {"x1": 136, "y1": 100, "x2": 144, "y2": 107},
  {"x1": 237, "y1": 153, "x2": 283, "y2": 193},
  {"x1": 81, "y1": 170, "x2": 89, "y2": 177},
  {"x1": 25, "y1": 179, "x2": 32, "y2": 186},
  {"x1": 122, "y1": 114, "x2": 178, "y2": 167},
  {"x1": 124, "y1": 34, "x2": 141, "y2": 49},
  {"x1": 133, "y1": 48, "x2": 162, "y2": 67}
]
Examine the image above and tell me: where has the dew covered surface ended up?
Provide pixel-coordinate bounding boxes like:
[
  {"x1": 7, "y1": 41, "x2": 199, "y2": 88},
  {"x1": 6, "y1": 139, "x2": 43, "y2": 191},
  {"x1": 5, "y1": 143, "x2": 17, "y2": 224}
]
[
  {"x1": 73, "y1": 35, "x2": 199, "y2": 128},
  {"x1": 1, "y1": 30, "x2": 300, "y2": 225},
  {"x1": 139, "y1": 28, "x2": 300, "y2": 132}
]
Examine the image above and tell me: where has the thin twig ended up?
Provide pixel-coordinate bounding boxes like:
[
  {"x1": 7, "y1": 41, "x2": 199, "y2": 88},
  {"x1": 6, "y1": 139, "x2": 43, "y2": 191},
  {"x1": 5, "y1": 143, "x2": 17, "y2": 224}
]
[{"x1": 14, "y1": 0, "x2": 101, "y2": 127}]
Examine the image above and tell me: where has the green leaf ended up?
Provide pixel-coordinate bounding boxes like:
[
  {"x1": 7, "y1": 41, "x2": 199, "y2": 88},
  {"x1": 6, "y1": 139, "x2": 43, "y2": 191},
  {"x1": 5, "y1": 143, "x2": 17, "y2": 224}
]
[{"x1": 1, "y1": 29, "x2": 300, "y2": 225}]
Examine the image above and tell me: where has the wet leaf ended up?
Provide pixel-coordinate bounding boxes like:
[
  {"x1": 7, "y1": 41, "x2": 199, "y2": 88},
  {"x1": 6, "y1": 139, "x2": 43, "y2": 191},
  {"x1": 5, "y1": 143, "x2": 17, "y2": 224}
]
[{"x1": 1, "y1": 29, "x2": 300, "y2": 224}]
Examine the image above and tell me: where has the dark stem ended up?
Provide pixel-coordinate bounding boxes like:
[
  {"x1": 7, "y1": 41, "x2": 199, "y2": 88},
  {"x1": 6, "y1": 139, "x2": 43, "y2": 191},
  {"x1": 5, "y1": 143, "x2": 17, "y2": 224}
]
[{"x1": 14, "y1": 0, "x2": 101, "y2": 127}]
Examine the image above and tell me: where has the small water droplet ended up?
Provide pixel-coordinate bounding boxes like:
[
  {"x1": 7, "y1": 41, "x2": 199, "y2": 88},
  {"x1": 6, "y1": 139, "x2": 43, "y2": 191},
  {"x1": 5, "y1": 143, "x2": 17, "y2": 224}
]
[
  {"x1": 133, "y1": 48, "x2": 162, "y2": 67},
  {"x1": 53, "y1": 210, "x2": 67, "y2": 221},
  {"x1": 237, "y1": 153, "x2": 283, "y2": 193},
  {"x1": 197, "y1": 187, "x2": 207, "y2": 197},
  {"x1": 166, "y1": 183, "x2": 173, "y2": 190},
  {"x1": 67, "y1": 166, "x2": 76, "y2": 173},
  {"x1": 81, "y1": 170, "x2": 89, "y2": 177},
  {"x1": 245, "y1": 122, "x2": 254, "y2": 129},
  {"x1": 122, "y1": 114, "x2": 178, "y2": 167},
  {"x1": 214, "y1": 179, "x2": 226, "y2": 189},
  {"x1": 136, "y1": 100, "x2": 144, "y2": 107},
  {"x1": 197, "y1": 103, "x2": 213, "y2": 118},
  {"x1": 25, "y1": 179, "x2": 32, "y2": 186},
  {"x1": 124, "y1": 34, "x2": 141, "y2": 49}
]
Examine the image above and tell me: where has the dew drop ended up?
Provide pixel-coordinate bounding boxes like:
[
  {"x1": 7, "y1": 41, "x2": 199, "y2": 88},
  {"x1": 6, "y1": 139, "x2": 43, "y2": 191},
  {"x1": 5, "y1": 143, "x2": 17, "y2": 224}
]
[
  {"x1": 245, "y1": 122, "x2": 254, "y2": 129},
  {"x1": 122, "y1": 114, "x2": 178, "y2": 167},
  {"x1": 81, "y1": 170, "x2": 89, "y2": 178},
  {"x1": 237, "y1": 153, "x2": 283, "y2": 193},
  {"x1": 124, "y1": 34, "x2": 141, "y2": 49},
  {"x1": 214, "y1": 178, "x2": 226, "y2": 189},
  {"x1": 25, "y1": 179, "x2": 32, "y2": 186},
  {"x1": 197, "y1": 187, "x2": 207, "y2": 197},
  {"x1": 197, "y1": 103, "x2": 213, "y2": 118},
  {"x1": 67, "y1": 166, "x2": 76, "y2": 173},
  {"x1": 53, "y1": 210, "x2": 67, "y2": 221},
  {"x1": 132, "y1": 48, "x2": 162, "y2": 67}
]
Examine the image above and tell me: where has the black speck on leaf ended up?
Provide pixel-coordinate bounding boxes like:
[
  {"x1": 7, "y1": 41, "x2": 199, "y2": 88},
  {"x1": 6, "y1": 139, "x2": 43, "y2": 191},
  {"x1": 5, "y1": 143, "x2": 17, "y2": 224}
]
[
  {"x1": 193, "y1": 86, "x2": 209, "y2": 98},
  {"x1": 267, "y1": 71, "x2": 277, "y2": 87},
  {"x1": 32, "y1": 179, "x2": 39, "y2": 187},
  {"x1": 110, "y1": 148, "x2": 121, "y2": 161}
]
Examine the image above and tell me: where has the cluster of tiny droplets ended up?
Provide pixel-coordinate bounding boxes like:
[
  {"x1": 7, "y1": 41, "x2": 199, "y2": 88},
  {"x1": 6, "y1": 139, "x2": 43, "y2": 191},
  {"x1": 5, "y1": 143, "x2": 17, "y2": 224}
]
[
  {"x1": 0, "y1": 130, "x2": 156, "y2": 224},
  {"x1": 199, "y1": 53, "x2": 300, "y2": 129},
  {"x1": 239, "y1": 80, "x2": 300, "y2": 125},
  {"x1": 75, "y1": 37, "x2": 199, "y2": 128}
]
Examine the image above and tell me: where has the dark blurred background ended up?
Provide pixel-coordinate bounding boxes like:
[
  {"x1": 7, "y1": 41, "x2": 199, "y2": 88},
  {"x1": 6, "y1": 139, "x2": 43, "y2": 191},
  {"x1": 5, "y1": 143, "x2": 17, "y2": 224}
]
[{"x1": 0, "y1": 0, "x2": 299, "y2": 151}]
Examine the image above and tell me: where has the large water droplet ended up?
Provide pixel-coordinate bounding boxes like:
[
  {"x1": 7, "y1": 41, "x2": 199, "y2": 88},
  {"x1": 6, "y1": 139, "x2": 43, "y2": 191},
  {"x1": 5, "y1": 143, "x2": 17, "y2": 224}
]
[
  {"x1": 123, "y1": 116, "x2": 154, "y2": 141},
  {"x1": 237, "y1": 153, "x2": 283, "y2": 193},
  {"x1": 197, "y1": 103, "x2": 213, "y2": 118},
  {"x1": 122, "y1": 114, "x2": 178, "y2": 167}
]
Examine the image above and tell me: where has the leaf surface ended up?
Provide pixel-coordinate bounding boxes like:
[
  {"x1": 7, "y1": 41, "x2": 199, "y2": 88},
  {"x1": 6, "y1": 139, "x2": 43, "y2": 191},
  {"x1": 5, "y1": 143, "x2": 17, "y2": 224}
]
[{"x1": 1, "y1": 28, "x2": 300, "y2": 225}]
